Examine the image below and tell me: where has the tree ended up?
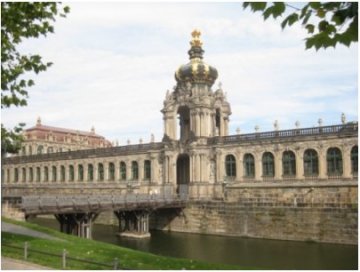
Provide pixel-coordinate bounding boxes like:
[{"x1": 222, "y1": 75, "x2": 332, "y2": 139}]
[
  {"x1": 1, "y1": 2, "x2": 69, "y2": 155},
  {"x1": 243, "y1": 2, "x2": 358, "y2": 50}
]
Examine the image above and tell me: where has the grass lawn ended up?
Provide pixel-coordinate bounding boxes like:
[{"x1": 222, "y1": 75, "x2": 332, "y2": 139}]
[{"x1": 2, "y1": 217, "x2": 252, "y2": 270}]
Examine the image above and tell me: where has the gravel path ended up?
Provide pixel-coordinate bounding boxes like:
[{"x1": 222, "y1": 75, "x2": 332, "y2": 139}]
[
  {"x1": 2, "y1": 222, "x2": 62, "y2": 241},
  {"x1": 1, "y1": 257, "x2": 52, "y2": 270}
]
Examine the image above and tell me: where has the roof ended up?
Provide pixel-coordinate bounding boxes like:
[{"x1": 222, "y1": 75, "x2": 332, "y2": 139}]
[{"x1": 25, "y1": 125, "x2": 105, "y2": 139}]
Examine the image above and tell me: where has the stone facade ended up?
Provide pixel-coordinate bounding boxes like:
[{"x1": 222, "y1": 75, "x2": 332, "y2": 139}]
[
  {"x1": 18, "y1": 117, "x2": 112, "y2": 156},
  {"x1": 1, "y1": 30, "x2": 358, "y2": 244}
]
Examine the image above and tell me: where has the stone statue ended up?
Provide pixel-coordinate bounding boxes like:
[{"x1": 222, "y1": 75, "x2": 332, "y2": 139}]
[
  {"x1": 341, "y1": 113, "x2": 346, "y2": 124},
  {"x1": 150, "y1": 133, "x2": 155, "y2": 143},
  {"x1": 274, "y1": 120, "x2": 279, "y2": 131},
  {"x1": 295, "y1": 120, "x2": 300, "y2": 129},
  {"x1": 318, "y1": 118, "x2": 323, "y2": 127},
  {"x1": 255, "y1": 125, "x2": 259, "y2": 132}
]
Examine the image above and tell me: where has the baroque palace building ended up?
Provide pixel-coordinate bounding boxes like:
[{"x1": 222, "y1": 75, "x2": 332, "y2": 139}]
[{"x1": 2, "y1": 30, "x2": 358, "y2": 199}]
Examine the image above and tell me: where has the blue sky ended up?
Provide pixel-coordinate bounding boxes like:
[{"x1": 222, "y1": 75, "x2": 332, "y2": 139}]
[{"x1": 1, "y1": 2, "x2": 358, "y2": 145}]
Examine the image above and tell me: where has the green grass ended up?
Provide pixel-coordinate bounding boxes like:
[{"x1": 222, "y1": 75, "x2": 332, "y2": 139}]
[{"x1": 2, "y1": 217, "x2": 251, "y2": 270}]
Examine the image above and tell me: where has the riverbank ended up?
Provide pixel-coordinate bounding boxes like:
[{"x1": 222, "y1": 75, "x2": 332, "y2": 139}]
[{"x1": 1, "y1": 217, "x2": 245, "y2": 270}]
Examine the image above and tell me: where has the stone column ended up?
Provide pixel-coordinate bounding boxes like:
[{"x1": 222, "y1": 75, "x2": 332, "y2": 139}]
[
  {"x1": 236, "y1": 152, "x2": 243, "y2": 182},
  {"x1": 342, "y1": 146, "x2": 352, "y2": 179},
  {"x1": 104, "y1": 163, "x2": 109, "y2": 181},
  {"x1": 115, "y1": 161, "x2": 120, "y2": 181},
  {"x1": 318, "y1": 150, "x2": 327, "y2": 179},
  {"x1": 74, "y1": 163, "x2": 78, "y2": 182},
  {"x1": 195, "y1": 114, "x2": 200, "y2": 137},
  {"x1": 139, "y1": 160, "x2": 144, "y2": 182},
  {"x1": 57, "y1": 165, "x2": 61, "y2": 183},
  {"x1": 216, "y1": 151, "x2": 223, "y2": 183},
  {"x1": 255, "y1": 153, "x2": 263, "y2": 181},
  {"x1": 94, "y1": 163, "x2": 99, "y2": 182},
  {"x1": 296, "y1": 151, "x2": 304, "y2": 180},
  {"x1": 126, "y1": 161, "x2": 132, "y2": 181},
  {"x1": 274, "y1": 151, "x2": 282, "y2": 180}
]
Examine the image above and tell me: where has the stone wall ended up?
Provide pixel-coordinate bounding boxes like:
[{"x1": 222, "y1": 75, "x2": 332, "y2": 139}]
[{"x1": 151, "y1": 181, "x2": 358, "y2": 245}]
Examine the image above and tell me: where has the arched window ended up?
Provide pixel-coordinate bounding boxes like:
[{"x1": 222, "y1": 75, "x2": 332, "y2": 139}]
[
  {"x1": 60, "y1": 165, "x2": 65, "y2": 182},
  {"x1": 37, "y1": 145, "x2": 44, "y2": 154},
  {"x1": 132, "y1": 161, "x2": 139, "y2": 180},
  {"x1": 98, "y1": 163, "x2": 104, "y2": 181},
  {"x1": 109, "y1": 163, "x2": 115, "y2": 181},
  {"x1": 283, "y1": 151, "x2": 296, "y2": 177},
  {"x1": 144, "y1": 160, "x2": 151, "y2": 180},
  {"x1": 120, "y1": 162, "x2": 126, "y2": 180},
  {"x1": 88, "y1": 164, "x2": 94, "y2": 181},
  {"x1": 69, "y1": 165, "x2": 74, "y2": 181},
  {"x1": 22, "y1": 168, "x2": 26, "y2": 182},
  {"x1": 351, "y1": 146, "x2": 358, "y2": 175},
  {"x1": 225, "y1": 154, "x2": 236, "y2": 178},
  {"x1": 14, "y1": 168, "x2": 19, "y2": 182},
  {"x1": 78, "y1": 164, "x2": 84, "y2": 181},
  {"x1": 304, "y1": 149, "x2": 318, "y2": 176},
  {"x1": 327, "y1": 147, "x2": 343, "y2": 176},
  {"x1": 243, "y1": 153, "x2": 255, "y2": 178},
  {"x1": 44, "y1": 166, "x2": 49, "y2": 182},
  {"x1": 36, "y1": 167, "x2": 41, "y2": 182},
  {"x1": 262, "y1": 152, "x2": 275, "y2": 177},
  {"x1": 52, "y1": 166, "x2": 57, "y2": 182},
  {"x1": 29, "y1": 168, "x2": 33, "y2": 182}
]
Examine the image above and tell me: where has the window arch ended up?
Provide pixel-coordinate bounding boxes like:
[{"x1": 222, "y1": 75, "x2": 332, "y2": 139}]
[
  {"x1": 144, "y1": 160, "x2": 151, "y2": 180},
  {"x1": 44, "y1": 166, "x2": 49, "y2": 182},
  {"x1": 120, "y1": 162, "x2": 126, "y2": 180},
  {"x1": 88, "y1": 164, "x2": 94, "y2": 181},
  {"x1": 22, "y1": 168, "x2": 26, "y2": 182},
  {"x1": 351, "y1": 146, "x2": 358, "y2": 175},
  {"x1": 225, "y1": 154, "x2": 236, "y2": 178},
  {"x1": 60, "y1": 165, "x2": 65, "y2": 182},
  {"x1": 78, "y1": 164, "x2": 84, "y2": 181},
  {"x1": 14, "y1": 168, "x2": 19, "y2": 182},
  {"x1": 37, "y1": 145, "x2": 44, "y2": 154},
  {"x1": 131, "y1": 161, "x2": 138, "y2": 180},
  {"x1": 304, "y1": 149, "x2": 319, "y2": 176},
  {"x1": 29, "y1": 168, "x2": 33, "y2": 182},
  {"x1": 243, "y1": 153, "x2": 255, "y2": 178},
  {"x1": 109, "y1": 162, "x2": 115, "y2": 181},
  {"x1": 283, "y1": 151, "x2": 296, "y2": 177},
  {"x1": 98, "y1": 163, "x2": 104, "y2": 181},
  {"x1": 262, "y1": 152, "x2": 275, "y2": 177},
  {"x1": 327, "y1": 147, "x2": 343, "y2": 176},
  {"x1": 52, "y1": 166, "x2": 57, "y2": 182},
  {"x1": 36, "y1": 167, "x2": 41, "y2": 182},
  {"x1": 69, "y1": 165, "x2": 74, "y2": 181}
]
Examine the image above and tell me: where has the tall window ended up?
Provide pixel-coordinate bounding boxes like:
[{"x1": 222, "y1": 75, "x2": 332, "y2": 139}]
[
  {"x1": 262, "y1": 152, "x2": 275, "y2": 177},
  {"x1": 44, "y1": 166, "x2": 49, "y2": 182},
  {"x1": 22, "y1": 168, "x2": 26, "y2": 182},
  {"x1": 144, "y1": 160, "x2": 151, "y2": 180},
  {"x1": 225, "y1": 154, "x2": 236, "y2": 178},
  {"x1": 351, "y1": 146, "x2": 358, "y2": 175},
  {"x1": 98, "y1": 163, "x2": 104, "y2": 181},
  {"x1": 69, "y1": 165, "x2": 74, "y2": 181},
  {"x1": 120, "y1": 162, "x2": 126, "y2": 180},
  {"x1": 109, "y1": 163, "x2": 115, "y2": 181},
  {"x1": 78, "y1": 164, "x2": 84, "y2": 181},
  {"x1": 327, "y1": 147, "x2": 343, "y2": 176},
  {"x1": 283, "y1": 151, "x2": 296, "y2": 176},
  {"x1": 37, "y1": 145, "x2": 44, "y2": 154},
  {"x1": 304, "y1": 149, "x2": 318, "y2": 176},
  {"x1": 132, "y1": 161, "x2": 139, "y2": 180},
  {"x1": 29, "y1": 168, "x2": 33, "y2": 182},
  {"x1": 52, "y1": 166, "x2": 57, "y2": 182},
  {"x1": 243, "y1": 154, "x2": 255, "y2": 178},
  {"x1": 88, "y1": 164, "x2": 94, "y2": 181},
  {"x1": 36, "y1": 167, "x2": 41, "y2": 182},
  {"x1": 14, "y1": 168, "x2": 19, "y2": 182},
  {"x1": 60, "y1": 165, "x2": 65, "y2": 182}
]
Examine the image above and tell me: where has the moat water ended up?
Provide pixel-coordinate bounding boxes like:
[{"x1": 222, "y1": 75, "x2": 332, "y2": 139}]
[{"x1": 30, "y1": 217, "x2": 357, "y2": 270}]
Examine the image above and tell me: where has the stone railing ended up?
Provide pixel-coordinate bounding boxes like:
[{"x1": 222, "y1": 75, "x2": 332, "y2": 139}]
[
  {"x1": 208, "y1": 123, "x2": 358, "y2": 145},
  {"x1": 3, "y1": 142, "x2": 164, "y2": 165}
]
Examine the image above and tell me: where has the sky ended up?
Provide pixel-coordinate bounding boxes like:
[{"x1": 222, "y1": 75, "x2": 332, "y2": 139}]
[{"x1": 1, "y1": 2, "x2": 358, "y2": 145}]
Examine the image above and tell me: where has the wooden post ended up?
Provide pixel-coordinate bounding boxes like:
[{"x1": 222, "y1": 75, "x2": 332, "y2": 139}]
[
  {"x1": 113, "y1": 257, "x2": 119, "y2": 270},
  {"x1": 62, "y1": 249, "x2": 67, "y2": 269},
  {"x1": 24, "y1": 242, "x2": 28, "y2": 260}
]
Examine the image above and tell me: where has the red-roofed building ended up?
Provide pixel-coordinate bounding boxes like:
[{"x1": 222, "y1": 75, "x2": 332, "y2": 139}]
[{"x1": 20, "y1": 117, "x2": 112, "y2": 155}]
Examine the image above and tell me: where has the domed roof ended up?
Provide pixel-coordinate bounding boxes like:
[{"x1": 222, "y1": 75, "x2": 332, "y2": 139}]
[{"x1": 175, "y1": 30, "x2": 218, "y2": 87}]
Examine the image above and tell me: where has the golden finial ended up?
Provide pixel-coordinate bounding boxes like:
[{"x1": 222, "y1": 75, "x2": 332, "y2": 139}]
[{"x1": 190, "y1": 29, "x2": 202, "y2": 47}]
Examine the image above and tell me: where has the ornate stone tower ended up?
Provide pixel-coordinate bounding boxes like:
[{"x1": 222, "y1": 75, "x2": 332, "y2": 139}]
[{"x1": 162, "y1": 30, "x2": 231, "y2": 142}]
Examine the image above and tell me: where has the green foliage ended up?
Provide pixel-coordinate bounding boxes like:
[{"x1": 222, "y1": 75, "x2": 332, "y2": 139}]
[
  {"x1": 1, "y1": 2, "x2": 69, "y2": 154},
  {"x1": 1, "y1": 123, "x2": 25, "y2": 155},
  {"x1": 243, "y1": 2, "x2": 358, "y2": 50}
]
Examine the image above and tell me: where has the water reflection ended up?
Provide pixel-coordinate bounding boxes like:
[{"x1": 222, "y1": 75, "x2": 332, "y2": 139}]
[{"x1": 30, "y1": 217, "x2": 357, "y2": 270}]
